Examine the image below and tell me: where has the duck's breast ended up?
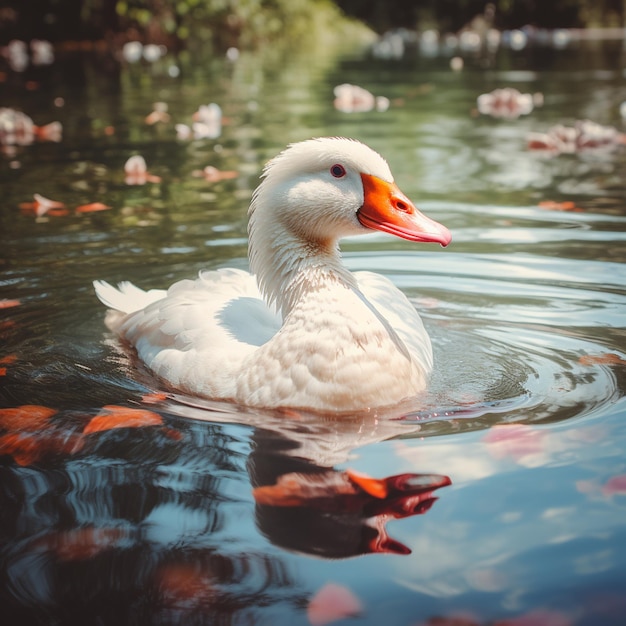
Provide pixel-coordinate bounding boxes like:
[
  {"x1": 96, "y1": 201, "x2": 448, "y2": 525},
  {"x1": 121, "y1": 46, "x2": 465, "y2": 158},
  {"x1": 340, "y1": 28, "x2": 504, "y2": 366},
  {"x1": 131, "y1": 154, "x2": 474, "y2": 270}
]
[{"x1": 235, "y1": 274, "x2": 432, "y2": 411}]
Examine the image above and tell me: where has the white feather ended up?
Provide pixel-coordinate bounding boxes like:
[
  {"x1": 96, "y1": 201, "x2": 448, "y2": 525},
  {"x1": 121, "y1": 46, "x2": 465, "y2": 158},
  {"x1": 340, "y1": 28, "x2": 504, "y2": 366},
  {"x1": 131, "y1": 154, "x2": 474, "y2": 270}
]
[{"x1": 93, "y1": 280, "x2": 166, "y2": 314}]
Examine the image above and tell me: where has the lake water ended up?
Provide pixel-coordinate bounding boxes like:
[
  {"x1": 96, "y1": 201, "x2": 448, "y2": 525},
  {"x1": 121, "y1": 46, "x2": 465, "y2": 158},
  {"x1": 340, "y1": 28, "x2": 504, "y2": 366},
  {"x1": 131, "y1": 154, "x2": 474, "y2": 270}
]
[{"x1": 1, "y1": 34, "x2": 626, "y2": 626}]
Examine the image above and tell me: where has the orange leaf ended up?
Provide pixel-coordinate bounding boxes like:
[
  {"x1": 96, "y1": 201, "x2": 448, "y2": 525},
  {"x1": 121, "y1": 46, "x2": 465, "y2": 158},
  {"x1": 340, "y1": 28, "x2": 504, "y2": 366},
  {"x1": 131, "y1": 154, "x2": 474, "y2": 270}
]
[
  {"x1": 307, "y1": 583, "x2": 363, "y2": 626},
  {"x1": 0, "y1": 430, "x2": 84, "y2": 466},
  {"x1": 346, "y1": 469, "x2": 388, "y2": 499},
  {"x1": 538, "y1": 200, "x2": 581, "y2": 212},
  {"x1": 0, "y1": 432, "x2": 40, "y2": 465},
  {"x1": 75, "y1": 202, "x2": 112, "y2": 213},
  {"x1": 579, "y1": 353, "x2": 626, "y2": 366},
  {"x1": 0, "y1": 354, "x2": 18, "y2": 364},
  {"x1": 0, "y1": 367, "x2": 6, "y2": 376},
  {"x1": 0, "y1": 405, "x2": 58, "y2": 431},
  {"x1": 0, "y1": 299, "x2": 20, "y2": 309},
  {"x1": 141, "y1": 392, "x2": 168, "y2": 404},
  {"x1": 45, "y1": 208, "x2": 70, "y2": 217},
  {"x1": 83, "y1": 405, "x2": 163, "y2": 434},
  {"x1": 145, "y1": 110, "x2": 170, "y2": 125}
]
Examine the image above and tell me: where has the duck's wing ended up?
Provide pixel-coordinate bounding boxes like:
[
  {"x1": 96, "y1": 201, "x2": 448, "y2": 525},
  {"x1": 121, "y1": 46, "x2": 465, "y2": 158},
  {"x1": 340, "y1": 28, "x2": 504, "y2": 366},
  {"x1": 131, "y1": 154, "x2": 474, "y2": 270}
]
[
  {"x1": 96, "y1": 268, "x2": 282, "y2": 399},
  {"x1": 354, "y1": 270, "x2": 433, "y2": 375}
]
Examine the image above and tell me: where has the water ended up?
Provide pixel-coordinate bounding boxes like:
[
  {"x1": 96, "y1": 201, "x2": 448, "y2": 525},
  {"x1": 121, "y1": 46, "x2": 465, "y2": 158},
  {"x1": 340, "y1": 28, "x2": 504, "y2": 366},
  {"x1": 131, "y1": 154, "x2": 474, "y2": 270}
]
[{"x1": 1, "y1": 37, "x2": 626, "y2": 625}]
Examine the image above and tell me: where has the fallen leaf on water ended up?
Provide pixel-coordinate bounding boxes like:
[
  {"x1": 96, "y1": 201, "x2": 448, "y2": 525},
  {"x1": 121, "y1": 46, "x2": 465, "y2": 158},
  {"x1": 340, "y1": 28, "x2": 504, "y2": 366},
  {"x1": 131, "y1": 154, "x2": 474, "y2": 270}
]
[
  {"x1": 75, "y1": 202, "x2": 112, "y2": 213},
  {"x1": 35, "y1": 526, "x2": 128, "y2": 561},
  {"x1": 0, "y1": 299, "x2": 20, "y2": 309},
  {"x1": 19, "y1": 193, "x2": 67, "y2": 217},
  {"x1": 141, "y1": 392, "x2": 169, "y2": 404},
  {"x1": 537, "y1": 200, "x2": 581, "y2": 212},
  {"x1": 346, "y1": 469, "x2": 388, "y2": 499},
  {"x1": 0, "y1": 404, "x2": 58, "y2": 431},
  {"x1": 83, "y1": 405, "x2": 163, "y2": 434},
  {"x1": 0, "y1": 354, "x2": 18, "y2": 364},
  {"x1": 579, "y1": 353, "x2": 626, "y2": 366},
  {"x1": 34, "y1": 121, "x2": 62, "y2": 142},
  {"x1": 124, "y1": 155, "x2": 162, "y2": 185},
  {"x1": 145, "y1": 110, "x2": 170, "y2": 125},
  {"x1": 307, "y1": 583, "x2": 363, "y2": 626},
  {"x1": 192, "y1": 165, "x2": 239, "y2": 182}
]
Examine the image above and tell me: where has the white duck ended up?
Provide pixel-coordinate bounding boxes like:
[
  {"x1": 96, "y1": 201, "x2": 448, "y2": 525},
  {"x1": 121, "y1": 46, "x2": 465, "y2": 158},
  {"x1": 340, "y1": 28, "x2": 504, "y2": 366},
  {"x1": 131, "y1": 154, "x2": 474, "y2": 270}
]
[{"x1": 94, "y1": 137, "x2": 451, "y2": 412}]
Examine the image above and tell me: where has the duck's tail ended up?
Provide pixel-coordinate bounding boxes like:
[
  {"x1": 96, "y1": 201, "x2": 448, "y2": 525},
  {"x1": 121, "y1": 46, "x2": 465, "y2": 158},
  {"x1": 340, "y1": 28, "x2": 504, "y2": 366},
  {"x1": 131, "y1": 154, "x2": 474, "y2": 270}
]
[{"x1": 93, "y1": 280, "x2": 165, "y2": 314}]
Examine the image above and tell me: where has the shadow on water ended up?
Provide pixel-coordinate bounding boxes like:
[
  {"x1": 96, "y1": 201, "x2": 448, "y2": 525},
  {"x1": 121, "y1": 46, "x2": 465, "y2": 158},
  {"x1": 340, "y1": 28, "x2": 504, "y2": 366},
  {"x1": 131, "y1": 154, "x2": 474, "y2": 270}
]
[{"x1": 1, "y1": 34, "x2": 626, "y2": 626}]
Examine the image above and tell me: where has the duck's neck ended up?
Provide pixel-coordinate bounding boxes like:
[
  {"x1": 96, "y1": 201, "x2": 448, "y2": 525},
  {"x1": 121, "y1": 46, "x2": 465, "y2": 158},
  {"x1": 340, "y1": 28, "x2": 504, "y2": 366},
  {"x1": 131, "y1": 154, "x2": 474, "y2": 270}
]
[{"x1": 248, "y1": 215, "x2": 356, "y2": 317}]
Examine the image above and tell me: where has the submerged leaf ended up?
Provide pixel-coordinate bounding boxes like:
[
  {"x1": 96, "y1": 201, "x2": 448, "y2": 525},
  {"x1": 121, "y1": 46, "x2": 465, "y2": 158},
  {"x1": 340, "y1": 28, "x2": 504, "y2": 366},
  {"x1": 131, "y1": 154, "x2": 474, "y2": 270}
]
[
  {"x1": 36, "y1": 526, "x2": 128, "y2": 561},
  {"x1": 579, "y1": 353, "x2": 626, "y2": 366},
  {"x1": 157, "y1": 563, "x2": 216, "y2": 609},
  {"x1": 0, "y1": 430, "x2": 84, "y2": 465}
]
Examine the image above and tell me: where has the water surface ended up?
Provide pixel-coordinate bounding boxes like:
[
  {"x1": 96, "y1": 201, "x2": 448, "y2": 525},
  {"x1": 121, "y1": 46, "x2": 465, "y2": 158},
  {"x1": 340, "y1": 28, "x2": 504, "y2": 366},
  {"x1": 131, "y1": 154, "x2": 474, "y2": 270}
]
[{"x1": 1, "y1": 37, "x2": 626, "y2": 625}]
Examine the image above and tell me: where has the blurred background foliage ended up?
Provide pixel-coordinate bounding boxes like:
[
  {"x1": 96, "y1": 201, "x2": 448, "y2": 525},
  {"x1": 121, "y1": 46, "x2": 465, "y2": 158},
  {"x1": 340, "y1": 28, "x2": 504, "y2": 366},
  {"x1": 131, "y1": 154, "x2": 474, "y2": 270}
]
[{"x1": 0, "y1": 0, "x2": 624, "y2": 51}]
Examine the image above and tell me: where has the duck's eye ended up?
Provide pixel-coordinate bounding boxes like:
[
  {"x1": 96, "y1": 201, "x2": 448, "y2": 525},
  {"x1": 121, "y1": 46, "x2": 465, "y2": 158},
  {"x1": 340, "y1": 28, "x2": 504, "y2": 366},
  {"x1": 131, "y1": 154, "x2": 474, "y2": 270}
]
[{"x1": 330, "y1": 164, "x2": 346, "y2": 178}]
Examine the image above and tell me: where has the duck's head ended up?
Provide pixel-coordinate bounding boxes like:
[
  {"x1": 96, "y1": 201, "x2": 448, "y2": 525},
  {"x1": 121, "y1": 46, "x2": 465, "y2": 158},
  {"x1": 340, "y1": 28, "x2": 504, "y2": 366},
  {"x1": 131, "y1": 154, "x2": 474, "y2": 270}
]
[{"x1": 249, "y1": 137, "x2": 451, "y2": 249}]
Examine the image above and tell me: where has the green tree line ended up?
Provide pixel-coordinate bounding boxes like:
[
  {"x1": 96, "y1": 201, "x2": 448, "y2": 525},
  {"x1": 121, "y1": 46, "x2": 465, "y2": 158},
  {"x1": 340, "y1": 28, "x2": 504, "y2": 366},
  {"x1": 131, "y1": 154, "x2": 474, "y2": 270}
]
[{"x1": 1, "y1": 1, "x2": 624, "y2": 48}]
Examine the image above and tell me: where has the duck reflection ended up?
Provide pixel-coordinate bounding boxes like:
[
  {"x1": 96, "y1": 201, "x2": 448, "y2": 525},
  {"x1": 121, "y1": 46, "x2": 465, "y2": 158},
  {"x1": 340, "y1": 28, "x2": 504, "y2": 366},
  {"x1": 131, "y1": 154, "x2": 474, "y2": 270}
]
[
  {"x1": 0, "y1": 395, "x2": 451, "y2": 622},
  {"x1": 247, "y1": 426, "x2": 450, "y2": 558}
]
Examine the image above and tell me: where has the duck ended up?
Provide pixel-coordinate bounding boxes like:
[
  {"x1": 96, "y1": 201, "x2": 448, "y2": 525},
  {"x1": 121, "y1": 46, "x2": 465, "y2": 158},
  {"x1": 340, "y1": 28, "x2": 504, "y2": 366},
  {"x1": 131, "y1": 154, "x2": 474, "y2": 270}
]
[{"x1": 94, "y1": 137, "x2": 451, "y2": 413}]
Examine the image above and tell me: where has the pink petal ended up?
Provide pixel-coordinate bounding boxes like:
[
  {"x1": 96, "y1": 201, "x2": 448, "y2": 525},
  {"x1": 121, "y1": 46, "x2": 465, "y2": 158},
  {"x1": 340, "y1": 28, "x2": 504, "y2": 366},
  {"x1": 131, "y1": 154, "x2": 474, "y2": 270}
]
[
  {"x1": 307, "y1": 583, "x2": 362, "y2": 626},
  {"x1": 602, "y1": 474, "x2": 626, "y2": 496},
  {"x1": 494, "y1": 608, "x2": 573, "y2": 626},
  {"x1": 483, "y1": 424, "x2": 545, "y2": 460}
]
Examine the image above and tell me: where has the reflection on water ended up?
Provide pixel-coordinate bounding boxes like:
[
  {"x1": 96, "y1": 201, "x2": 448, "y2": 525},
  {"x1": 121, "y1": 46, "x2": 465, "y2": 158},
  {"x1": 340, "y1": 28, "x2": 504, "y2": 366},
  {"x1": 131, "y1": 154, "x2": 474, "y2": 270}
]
[{"x1": 1, "y1": 34, "x2": 626, "y2": 625}]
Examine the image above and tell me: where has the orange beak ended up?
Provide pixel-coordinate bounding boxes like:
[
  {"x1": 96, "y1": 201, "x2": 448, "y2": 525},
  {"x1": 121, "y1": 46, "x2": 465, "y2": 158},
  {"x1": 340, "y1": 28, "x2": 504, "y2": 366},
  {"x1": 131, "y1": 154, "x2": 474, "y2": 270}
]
[{"x1": 357, "y1": 174, "x2": 451, "y2": 247}]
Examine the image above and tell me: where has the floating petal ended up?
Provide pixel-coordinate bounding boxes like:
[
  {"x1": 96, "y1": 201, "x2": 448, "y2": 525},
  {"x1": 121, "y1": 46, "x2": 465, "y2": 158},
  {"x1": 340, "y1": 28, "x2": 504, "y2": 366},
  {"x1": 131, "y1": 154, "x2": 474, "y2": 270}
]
[{"x1": 307, "y1": 583, "x2": 363, "y2": 626}]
